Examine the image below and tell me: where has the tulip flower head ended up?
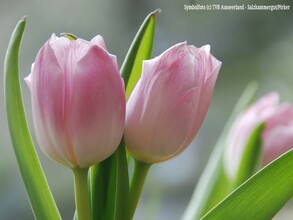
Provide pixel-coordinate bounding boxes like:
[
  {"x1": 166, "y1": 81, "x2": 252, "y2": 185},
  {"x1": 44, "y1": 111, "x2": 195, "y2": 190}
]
[
  {"x1": 124, "y1": 42, "x2": 222, "y2": 163},
  {"x1": 25, "y1": 34, "x2": 125, "y2": 168},
  {"x1": 224, "y1": 93, "x2": 293, "y2": 180}
]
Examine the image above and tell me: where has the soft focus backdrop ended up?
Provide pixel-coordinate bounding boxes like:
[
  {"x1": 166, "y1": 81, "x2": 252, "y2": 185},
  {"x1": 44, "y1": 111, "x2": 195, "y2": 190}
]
[{"x1": 1, "y1": 0, "x2": 293, "y2": 219}]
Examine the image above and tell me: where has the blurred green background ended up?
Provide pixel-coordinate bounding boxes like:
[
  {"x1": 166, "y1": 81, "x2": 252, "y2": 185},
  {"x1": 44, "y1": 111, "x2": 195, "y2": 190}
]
[{"x1": 1, "y1": 0, "x2": 293, "y2": 219}]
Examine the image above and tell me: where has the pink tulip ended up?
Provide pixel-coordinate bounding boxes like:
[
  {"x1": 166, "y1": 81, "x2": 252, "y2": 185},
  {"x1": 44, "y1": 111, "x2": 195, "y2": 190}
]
[
  {"x1": 25, "y1": 34, "x2": 125, "y2": 168},
  {"x1": 224, "y1": 92, "x2": 293, "y2": 179},
  {"x1": 124, "y1": 42, "x2": 222, "y2": 163}
]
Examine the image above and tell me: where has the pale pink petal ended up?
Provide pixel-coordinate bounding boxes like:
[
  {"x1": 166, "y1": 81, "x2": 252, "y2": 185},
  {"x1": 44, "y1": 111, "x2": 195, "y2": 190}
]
[
  {"x1": 262, "y1": 125, "x2": 293, "y2": 166},
  {"x1": 70, "y1": 46, "x2": 125, "y2": 167},
  {"x1": 224, "y1": 92, "x2": 293, "y2": 179},
  {"x1": 125, "y1": 42, "x2": 221, "y2": 163},
  {"x1": 25, "y1": 34, "x2": 125, "y2": 168},
  {"x1": 31, "y1": 39, "x2": 76, "y2": 166},
  {"x1": 91, "y1": 35, "x2": 107, "y2": 50},
  {"x1": 126, "y1": 43, "x2": 204, "y2": 162},
  {"x1": 180, "y1": 46, "x2": 222, "y2": 151}
]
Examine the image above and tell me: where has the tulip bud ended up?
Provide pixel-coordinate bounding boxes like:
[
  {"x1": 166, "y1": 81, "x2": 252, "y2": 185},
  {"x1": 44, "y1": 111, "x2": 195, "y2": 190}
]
[
  {"x1": 124, "y1": 42, "x2": 222, "y2": 163},
  {"x1": 25, "y1": 34, "x2": 125, "y2": 168},
  {"x1": 224, "y1": 93, "x2": 293, "y2": 180}
]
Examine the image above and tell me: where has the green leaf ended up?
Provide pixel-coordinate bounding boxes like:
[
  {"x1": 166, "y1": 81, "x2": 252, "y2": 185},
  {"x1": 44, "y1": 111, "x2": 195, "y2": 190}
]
[
  {"x1": 201, "y1": 149, "x2": 293, "y2": 219},
  {"x1": 90, "y1": 159, "x2": 111, "y2": 219},
  {"x1": 105, "y1": 143, "x2": 130, "y2": 220},
  {"x1": 90, "y1": 10, "x2": 159, "y2": 220},
  {"x1": 4, "y1": 17, "x2": 61, "y2": 219},
  {"x1": 60, "y1": 33, "x2": 78, "y2": 40},
  {"x1": 182, "y1": 82, "x2": 258, "y2": 220},
  {"x1": 129, "y1": 160, "x2": 151, "y2": 219},
  {"x1": 90, "y1": 140, "x2": 129, "y2": 220},
  {"x1": 121, "y1": 9, "x2": 160, "y2": 100},
  {"x1": 233, "y1": 122, "x2": 264, "y2": 188}
]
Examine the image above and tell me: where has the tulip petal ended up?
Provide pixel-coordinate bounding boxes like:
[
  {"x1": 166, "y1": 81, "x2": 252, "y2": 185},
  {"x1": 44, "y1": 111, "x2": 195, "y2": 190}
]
[
  {"x1": 90, "y1": 35, "x2": 107, "y2": 50},
  {"x1": 27, "y1": 34, "x2": 125, "y2": 168},
  {"x1": 69, "y1": 46, "x2": 125, "y2": 167},
  {"x1": 180, "y1": 47, "x2": 222, "y2": 153},
  {"x1": 31, "y1": 39, "x2": 77, "y2": 167},
  {"x1": 224, "y1": 92, "x2": 293, "y2": 180},
  {"x1": 125, "y1": 42, "x2": 221, "y2": 163},
  {"x1": 262, "y1": 126, "x2": 293, "y2": 166}
]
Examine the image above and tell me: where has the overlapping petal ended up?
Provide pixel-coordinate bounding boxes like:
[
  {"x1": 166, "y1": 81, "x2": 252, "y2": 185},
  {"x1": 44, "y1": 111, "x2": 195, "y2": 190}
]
[
  {"x1": 125, "y1": 42, "x2": 221, "y2": 163},
  {"x1": 25, "y1": 34, "x2": 125, "y2": 168}
]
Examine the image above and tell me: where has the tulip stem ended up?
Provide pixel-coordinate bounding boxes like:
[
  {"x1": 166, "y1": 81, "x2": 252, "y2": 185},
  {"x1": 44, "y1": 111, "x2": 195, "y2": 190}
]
[
  {"x1": 129, "y1": 160, "x2": 151, "y2": 219},
  {"x1": 72, "y1": 168, "x2": 91, "y2": 220}
]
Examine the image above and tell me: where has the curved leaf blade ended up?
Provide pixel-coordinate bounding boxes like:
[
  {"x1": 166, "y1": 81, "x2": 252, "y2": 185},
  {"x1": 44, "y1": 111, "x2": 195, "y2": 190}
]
[
  {"x1": 106, "y1": 142, "x2": 129, "y2": 220},
  {"x1": 90, "y1": 141, "x2": 129, "y2": 220},
  {"x1": 182, "y1": 82, "x2": 258, "y2": 220},
  {"x1": 201, "y1": 149, "x2": 293, "y2": 220},
  {"x1": 121, "y1": 9, "x2": 160, "y2": 100},
  {"x1": 232, "y1": 122, "x2": 264, "y2": 188},
  {"x1": 4, "y1": 17, "x2": 61, "y2": 220}
]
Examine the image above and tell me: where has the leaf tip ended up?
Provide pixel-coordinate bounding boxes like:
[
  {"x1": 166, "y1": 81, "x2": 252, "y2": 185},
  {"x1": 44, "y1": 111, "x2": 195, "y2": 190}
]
[
  {"x1": 60, "y1": 33, "x2": 78, "y2": 40},
  {"x1": 21, "y1": 15, "x2": 27, "y2": 22},
  {"x1": 151, "y1": 9, "x2": 161, "y2": 17}
]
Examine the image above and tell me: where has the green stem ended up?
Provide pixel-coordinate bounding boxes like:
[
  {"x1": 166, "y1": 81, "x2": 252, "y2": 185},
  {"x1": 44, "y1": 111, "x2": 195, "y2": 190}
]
[
  {"x1": 72, "y1": 168, "x2": 91, "y2": 220},
  {"x1": 129, "y1": 160, "x2": 151, "y2": 219}
]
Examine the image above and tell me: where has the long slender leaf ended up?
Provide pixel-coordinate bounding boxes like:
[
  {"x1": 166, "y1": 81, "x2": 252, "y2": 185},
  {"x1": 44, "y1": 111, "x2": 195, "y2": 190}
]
[
  {"x1": 90, "y1": 157, "x2": 111, "y2": 219},
  {"x1": 90, "y1": 9, "x2": 159, "y2": 220},
  {"x1": 233, "y1": 122, "x2": 264, "y2": 188},
  {"x1": 90, "y1": 141, "x2": 129, "y2": 220},
  {"x1": 201, "y1": 149, "x2": 293, "y2": 219},
  {"x1": 106, "y1": 141, "x2": 129, "y2": 220},
  {"x1": 4, "y1": 17, "x2": 61, "y2": 219},
  {"x1": 182, "y1": 82, "x2": 258, "y2": 220},
  {"x1": 121, "y1": 9, "x2": 160, "y2": 99}
]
